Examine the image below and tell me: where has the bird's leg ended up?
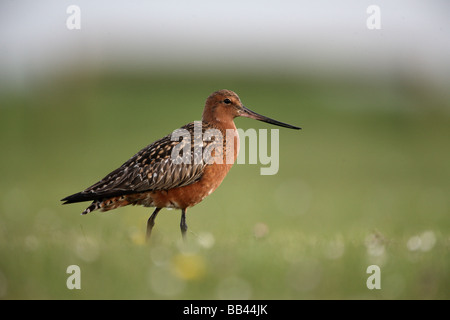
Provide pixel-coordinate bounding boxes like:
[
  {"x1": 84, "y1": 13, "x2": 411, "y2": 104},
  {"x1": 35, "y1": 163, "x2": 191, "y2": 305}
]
[
  {"x1": 180, "y1": 209, "x2": 188, "y2": 240},
  {"x1": 146, "y1": 208, "x2": 161, "y2": 242}
]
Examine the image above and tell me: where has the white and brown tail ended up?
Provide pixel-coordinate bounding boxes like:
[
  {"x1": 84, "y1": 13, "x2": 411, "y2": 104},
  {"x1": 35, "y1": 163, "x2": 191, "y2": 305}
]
[
  {"x1": 78, "y1": 194, "x2": 147, "y2": 215},
  {"x1": 82, "y1": 201, "x2": 101, "y2": 215}
]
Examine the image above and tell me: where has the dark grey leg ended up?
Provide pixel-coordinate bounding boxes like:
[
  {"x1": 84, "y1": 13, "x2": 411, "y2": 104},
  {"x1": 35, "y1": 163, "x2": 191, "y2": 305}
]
[
  {"x1": 180, "y1": 209, "x2": 188, "y2": 240},
  {"x1": 146, "y1": 208, "x2": 161, "y2": 241}
]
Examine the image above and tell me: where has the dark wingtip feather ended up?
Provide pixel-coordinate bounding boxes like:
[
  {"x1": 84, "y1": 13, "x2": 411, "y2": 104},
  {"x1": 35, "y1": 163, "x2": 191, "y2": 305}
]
[{"x1": 61, "y1": 192, "x2": 95, "y2": 204}]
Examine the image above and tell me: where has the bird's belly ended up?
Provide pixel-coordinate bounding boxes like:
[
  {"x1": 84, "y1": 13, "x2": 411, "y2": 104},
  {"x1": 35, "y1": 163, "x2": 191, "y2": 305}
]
[{"x1": 148, "y1": 162, "x2": 233, "y2": 209}]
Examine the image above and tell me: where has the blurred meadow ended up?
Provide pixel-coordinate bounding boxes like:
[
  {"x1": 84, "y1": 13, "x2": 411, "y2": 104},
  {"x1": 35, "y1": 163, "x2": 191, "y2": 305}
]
[{"x1": 1, "y1": 1, "x2": 449, "y2": 300}]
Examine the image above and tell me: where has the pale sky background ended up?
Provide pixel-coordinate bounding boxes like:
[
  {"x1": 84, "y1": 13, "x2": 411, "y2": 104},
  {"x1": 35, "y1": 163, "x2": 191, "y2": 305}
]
[{"x1": 1, "y1": 0, "x2": 449, "y2": 90}]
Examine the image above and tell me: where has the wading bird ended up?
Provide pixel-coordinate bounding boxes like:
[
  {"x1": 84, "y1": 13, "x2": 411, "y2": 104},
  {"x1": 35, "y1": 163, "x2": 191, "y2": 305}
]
[{"x1": 61, "y1": 90, "x2": 300, "y2": 240}]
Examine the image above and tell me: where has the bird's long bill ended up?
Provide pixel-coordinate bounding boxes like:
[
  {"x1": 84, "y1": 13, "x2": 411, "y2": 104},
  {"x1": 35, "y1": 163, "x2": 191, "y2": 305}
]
[{"x1": 240, "y1": 106, "x2": 301, "y2": 130}]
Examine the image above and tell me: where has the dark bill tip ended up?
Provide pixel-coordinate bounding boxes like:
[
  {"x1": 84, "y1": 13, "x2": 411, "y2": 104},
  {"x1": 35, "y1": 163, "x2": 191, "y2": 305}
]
[{"x1": 240, "y1": 106, "x2": 301, "y2": 130}]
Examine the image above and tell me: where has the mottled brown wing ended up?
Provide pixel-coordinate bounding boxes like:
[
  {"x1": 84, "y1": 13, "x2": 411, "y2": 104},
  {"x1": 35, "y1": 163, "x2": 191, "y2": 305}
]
[{"x1": 62, "y1": 122, "x2": 218, "y2": 203}]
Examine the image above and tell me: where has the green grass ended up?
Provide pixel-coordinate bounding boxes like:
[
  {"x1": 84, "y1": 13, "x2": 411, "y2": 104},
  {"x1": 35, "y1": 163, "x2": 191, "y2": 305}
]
[{"x1": 0, "y1": 72, "x2": 449, "y2": 299}]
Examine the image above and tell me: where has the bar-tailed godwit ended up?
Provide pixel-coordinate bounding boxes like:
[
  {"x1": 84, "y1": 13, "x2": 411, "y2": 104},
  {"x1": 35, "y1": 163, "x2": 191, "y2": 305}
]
[{"x1": 61, "y1": 89, "x2": 300, "y2": 240}]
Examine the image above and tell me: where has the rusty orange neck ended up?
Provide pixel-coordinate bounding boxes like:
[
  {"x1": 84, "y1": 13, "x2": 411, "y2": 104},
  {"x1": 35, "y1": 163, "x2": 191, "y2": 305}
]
[{"x1": 202, "y1": 120, "x2": 239, "y2": 166}]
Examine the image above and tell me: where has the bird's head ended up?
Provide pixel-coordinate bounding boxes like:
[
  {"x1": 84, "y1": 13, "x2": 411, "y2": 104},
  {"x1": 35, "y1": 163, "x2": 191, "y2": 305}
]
[{"x1": 203, "y1": 89, "x2": 301, "y2": 130}]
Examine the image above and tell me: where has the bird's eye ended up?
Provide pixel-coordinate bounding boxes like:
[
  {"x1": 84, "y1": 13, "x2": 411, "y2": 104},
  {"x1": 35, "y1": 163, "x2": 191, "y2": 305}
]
[{"x1": 223, "y1": 98, "x2": 232, "y2": 104}]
